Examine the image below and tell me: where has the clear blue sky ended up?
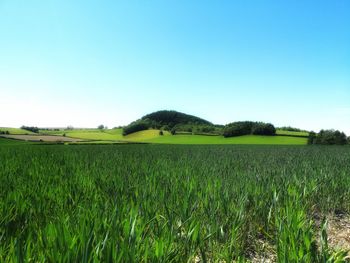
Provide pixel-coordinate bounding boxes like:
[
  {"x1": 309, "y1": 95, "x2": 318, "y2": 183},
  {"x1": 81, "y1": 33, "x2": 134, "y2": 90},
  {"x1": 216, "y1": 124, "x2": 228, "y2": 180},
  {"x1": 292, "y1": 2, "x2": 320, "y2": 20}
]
[{"x1": 1, "y1": 0, "x2": 349, "y2": 133}]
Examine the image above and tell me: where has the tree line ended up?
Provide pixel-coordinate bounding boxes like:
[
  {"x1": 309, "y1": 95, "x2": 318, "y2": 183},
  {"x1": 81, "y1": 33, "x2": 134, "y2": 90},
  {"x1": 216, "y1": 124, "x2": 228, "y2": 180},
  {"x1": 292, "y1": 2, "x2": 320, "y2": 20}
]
[
  {"x1": 308, "y1": 130, "x2": 349, "y2": 145},
  {"x1": 21, "y1": 126, "x2": 39, "y2": 133},
  {"x1": 223, "y1": 121, "x2": 276, "y2": 137}
]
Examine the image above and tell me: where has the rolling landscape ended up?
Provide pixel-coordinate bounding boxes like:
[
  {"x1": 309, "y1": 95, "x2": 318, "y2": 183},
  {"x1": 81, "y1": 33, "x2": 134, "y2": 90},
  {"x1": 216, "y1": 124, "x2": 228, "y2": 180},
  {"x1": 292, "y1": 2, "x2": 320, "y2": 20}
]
[
  {"x1": 1, "y1": 110, "x2": 350, "y2": 262},
  {"x1": 1, "y1": 0, "x2": 350, "y2": 262},
  {"x1": 0, "y1": 110, "x2": 310, "y2": 145}
]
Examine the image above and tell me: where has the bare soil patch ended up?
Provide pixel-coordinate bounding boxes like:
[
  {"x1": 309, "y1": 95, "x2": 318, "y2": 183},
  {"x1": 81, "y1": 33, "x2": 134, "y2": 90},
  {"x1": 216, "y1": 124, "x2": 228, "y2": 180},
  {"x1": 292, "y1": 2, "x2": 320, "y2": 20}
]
[
  {"x1": 325, "y1": 215, "x2": 350, "y2": 252},
  {"x1": 0, "y1": 134, "x2": 84, "y2": 142}
]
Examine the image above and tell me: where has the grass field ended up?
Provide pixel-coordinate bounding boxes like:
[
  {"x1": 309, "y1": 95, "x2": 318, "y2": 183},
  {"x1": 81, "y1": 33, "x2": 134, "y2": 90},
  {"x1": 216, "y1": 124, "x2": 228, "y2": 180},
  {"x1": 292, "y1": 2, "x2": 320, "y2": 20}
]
[
  {"x1": 0, "y1": 138, "x2": 34, "y2": 145},
  {"x1": 0, "y1": 134, "x2": 84, "y2": 142},
  {"x1": 0, "y1": 144, "x2": 349, "y2": 261},
  {"x1": 276, "y1": 130, "x2": 309, "y2": 137},
  {"x1": 125, "y1": 130, "x2": 307, "y2": 145},
  {"x1": 3, "y1": 128, "x2": 307, "y2": 145},
  {"x1": 0, "y1": 127, "x2": 35, "y2": 135},
  {"x1": 124, "y1": 129, "x2": 171, "y2": 141},
  {"x1": 41, "y1": 128, "x2": 124, "y2": 141}
]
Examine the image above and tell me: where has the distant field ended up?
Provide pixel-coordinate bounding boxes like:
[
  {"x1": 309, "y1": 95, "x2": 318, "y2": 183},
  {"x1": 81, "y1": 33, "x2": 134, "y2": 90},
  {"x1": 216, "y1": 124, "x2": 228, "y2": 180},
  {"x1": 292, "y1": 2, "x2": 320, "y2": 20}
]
[
  {"x1": 2, "y1": 128, "x2": 308, "y2": 145},
  {"x1": 124, "y1": 129, "x2": 171, "y2": 141},
  {"x1": 125, "y1": 130, "x2": 307, "y2": 145},
  {"x1": 45, "y1": 128, "x2": 124, "y2": 141},
  {"x1": 276, "y1": 130, "x2": 309, "y2": 137},
  {"x1": 0, "y1": 135, "x2": 83, "y2": 142},
  {"x1": 0, "y1": 127, "x2": 35, "y2": 135}
]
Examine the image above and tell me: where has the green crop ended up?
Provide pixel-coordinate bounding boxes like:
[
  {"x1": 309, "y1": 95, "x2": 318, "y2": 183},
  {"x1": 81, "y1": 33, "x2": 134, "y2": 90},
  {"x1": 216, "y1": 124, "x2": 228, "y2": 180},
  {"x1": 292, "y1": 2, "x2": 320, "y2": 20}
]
[{"x1": 0, "y1": 145, "x2": 349, "y2": 262}]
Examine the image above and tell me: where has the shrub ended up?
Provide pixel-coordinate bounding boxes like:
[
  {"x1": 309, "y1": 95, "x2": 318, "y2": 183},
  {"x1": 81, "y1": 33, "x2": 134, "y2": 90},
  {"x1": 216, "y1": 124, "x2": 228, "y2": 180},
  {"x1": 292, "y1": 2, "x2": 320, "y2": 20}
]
[
  {"x1": 307, "y1": 132, "x2": 317, "y2": 145},
  {"x1": 161, "y1": 125, "x2": 170, "y2": 131}
]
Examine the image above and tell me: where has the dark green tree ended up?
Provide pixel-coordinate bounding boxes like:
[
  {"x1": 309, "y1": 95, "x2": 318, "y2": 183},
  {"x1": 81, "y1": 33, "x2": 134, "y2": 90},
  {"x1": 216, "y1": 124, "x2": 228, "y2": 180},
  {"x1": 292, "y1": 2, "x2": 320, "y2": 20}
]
[{"x1": 307, "y1": 131, "x2": 317, "y2": 145}]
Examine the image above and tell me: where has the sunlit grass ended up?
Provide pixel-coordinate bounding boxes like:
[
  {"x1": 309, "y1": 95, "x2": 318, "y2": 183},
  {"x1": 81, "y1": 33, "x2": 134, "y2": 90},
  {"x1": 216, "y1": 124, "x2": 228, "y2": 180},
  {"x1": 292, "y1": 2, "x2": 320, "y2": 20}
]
[{"x1": 0, "y1": 145, "x2": 348, "y2": 261}]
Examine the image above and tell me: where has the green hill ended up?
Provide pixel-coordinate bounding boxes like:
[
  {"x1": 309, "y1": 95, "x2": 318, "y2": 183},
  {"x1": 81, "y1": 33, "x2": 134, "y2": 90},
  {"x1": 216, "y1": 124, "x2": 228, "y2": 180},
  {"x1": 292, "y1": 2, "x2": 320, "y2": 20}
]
[
  {"x1": 141, "y1": 110, "x2": 212, "y2": 127},
  {"x1": 123, "y1": 110, "x2": 215, "y2": 135}
]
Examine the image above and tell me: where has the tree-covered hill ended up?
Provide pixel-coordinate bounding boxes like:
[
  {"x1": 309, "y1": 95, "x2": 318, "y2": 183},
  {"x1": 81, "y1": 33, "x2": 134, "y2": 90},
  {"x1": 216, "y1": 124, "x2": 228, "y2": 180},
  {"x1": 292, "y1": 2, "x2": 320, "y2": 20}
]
[
  {"x1": 141, "y1": 110, "x2": 212, "y2": 127},
  {"x1": 123, "y1": 110, "x2": 213, "y2": 135}
]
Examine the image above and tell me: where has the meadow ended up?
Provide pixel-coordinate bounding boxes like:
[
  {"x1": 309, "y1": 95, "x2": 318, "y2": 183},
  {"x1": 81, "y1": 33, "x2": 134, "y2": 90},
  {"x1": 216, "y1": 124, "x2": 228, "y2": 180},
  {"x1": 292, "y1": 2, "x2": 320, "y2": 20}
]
[
  {"x1": 129, "y1": 131, "x2": 307, "y2": 145},
  {"x1": 0, "y1": 128, "x2": 35, "y2": 135},
  {"x1": 1, "y1": 128, "x2": 308, "y2": 145},
  {"x1": 1, "y1": 144, "x2": 349, "y2": 262}
]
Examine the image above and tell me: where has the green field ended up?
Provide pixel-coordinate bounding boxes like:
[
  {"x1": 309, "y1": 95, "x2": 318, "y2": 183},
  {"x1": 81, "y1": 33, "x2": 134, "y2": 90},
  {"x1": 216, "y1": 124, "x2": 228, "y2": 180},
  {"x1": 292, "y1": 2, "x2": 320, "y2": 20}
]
[
  {"x1": 33, "y1": 128, "x2": 308, "y2": 145},
  {"x1": 124, "y1": 129, "x2": 171, "y2": 141},
  {"x1": 0, "y1": 138, "x2": 33, "y2": 145},
  {"x1": 125, "y1": 130, "x2": 307, "y2": 145},
  {"x1": 40, "y1": 128, "x2": 124, "y2": 141},
  {"x1": 1, "y1": 144, "x2": 349, "y2": 261},
  {"x1": 0, "y1": 127, "x2": 35, "y2": 135},
  {"x1": 276, "y1": 130, "x2": 309, "y2": 137}
]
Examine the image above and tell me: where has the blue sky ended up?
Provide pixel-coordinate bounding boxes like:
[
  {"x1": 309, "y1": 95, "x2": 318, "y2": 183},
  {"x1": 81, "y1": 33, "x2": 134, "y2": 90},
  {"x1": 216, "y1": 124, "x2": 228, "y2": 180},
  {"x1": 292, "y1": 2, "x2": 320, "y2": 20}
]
[{"x1": 0, "y1": 0, "x2": 349, "y2": 133}]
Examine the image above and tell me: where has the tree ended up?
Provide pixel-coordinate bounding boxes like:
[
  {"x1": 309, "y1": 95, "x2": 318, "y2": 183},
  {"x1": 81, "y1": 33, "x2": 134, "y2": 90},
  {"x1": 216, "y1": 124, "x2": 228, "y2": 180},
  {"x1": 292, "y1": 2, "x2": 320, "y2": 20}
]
[
  {"x1": 223, "y1": 121, "x2": 276, "y2": 137},
  {"x1": 21, "y1": 126, "x2": 39, "y2": 133},
  {"x1": 313, "y1": 130, "x2": 347, "y2": 145},
  {"x1": 307, "y1": 131, "x2": 317, "y2": 145},
  {"x1": 223, "y1": 121, "x2": 255, "y2": 137},
  {"x1": 159, "y1": 130, "x2": 164, "y2": 136},
  {"x1": 251, "y1": 123, "x2": 276, "y2": 135},
  {"x1": 123, "y1": 120, "x2": 150, "y2": 136},
  {"x1": 98, "y1": 124, "x2": 105, "y2": 130}
]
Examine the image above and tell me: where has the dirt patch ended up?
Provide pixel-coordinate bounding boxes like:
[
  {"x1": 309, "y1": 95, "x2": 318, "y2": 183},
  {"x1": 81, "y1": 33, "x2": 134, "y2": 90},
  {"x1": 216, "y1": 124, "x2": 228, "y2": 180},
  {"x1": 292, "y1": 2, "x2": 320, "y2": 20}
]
[
  {"x1": 314, "y1": 214, "x2": 350, "y2": 255},
  {"x1": 325, "y1": 215, "x2": 350, "y2": 252},
  {"x1": 0, "y1": 134, "x2": 84, "y2": 142},
  {"x1": 250, "y1": 239, "x2": 276, "y2": 263}
]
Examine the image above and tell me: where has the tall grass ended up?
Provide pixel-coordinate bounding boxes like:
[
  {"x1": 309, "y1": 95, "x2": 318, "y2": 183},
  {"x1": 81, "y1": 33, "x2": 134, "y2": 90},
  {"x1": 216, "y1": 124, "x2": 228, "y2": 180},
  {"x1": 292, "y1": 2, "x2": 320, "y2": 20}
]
[{"x1": 0, "y1": 145, "x2": 349, "y2": 261}]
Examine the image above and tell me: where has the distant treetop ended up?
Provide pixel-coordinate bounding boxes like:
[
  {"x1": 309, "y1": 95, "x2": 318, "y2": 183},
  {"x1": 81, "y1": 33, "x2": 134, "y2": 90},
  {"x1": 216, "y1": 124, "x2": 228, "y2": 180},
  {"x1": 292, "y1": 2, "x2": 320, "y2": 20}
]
[
  {"x1": 21, "y1": 126, "x2": 39, "y2": 133},
  {"x1": 141, "y1": 110, "x2": 212, "y2": 128}
]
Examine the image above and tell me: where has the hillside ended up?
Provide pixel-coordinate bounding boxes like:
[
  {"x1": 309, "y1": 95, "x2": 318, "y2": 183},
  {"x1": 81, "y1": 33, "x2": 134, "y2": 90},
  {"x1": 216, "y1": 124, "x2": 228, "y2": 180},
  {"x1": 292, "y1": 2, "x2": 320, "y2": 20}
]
[
  {"x1": 124, "y1": 130, "x2": 307, "y2": 145},
  {"x1": 123, "y1": 110, "x2": 214, "y2": 135}
]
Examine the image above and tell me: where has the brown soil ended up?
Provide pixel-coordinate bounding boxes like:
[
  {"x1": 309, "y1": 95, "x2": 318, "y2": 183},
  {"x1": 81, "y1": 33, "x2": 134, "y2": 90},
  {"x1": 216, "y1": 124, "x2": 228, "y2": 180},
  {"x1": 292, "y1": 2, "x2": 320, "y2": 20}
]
[
  {"x1": 0, "y1": 134, "x2": 84, "y2": 142},
  {"x1": 324, "y1": 215, "x2": 350, "y2": 252}
]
